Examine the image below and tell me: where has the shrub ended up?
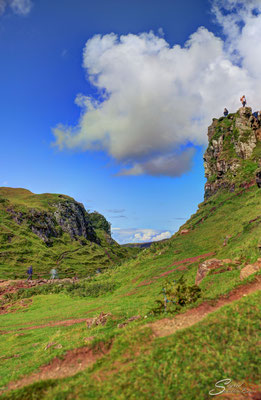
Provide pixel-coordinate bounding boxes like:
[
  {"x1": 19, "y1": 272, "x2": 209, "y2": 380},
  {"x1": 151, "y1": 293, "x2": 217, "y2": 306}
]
[{"x1": 150, "y1": 276, "x2": 201, "y2": 315}]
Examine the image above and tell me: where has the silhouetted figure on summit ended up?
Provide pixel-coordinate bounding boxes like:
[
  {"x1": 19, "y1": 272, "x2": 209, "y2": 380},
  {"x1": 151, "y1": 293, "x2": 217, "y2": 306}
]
[
  {"x1": 240, "y1": 95, "x2": 246, "y2": 107},
  {"x1": 224, "y1": 108, "x2": 229, "y2": 117}
]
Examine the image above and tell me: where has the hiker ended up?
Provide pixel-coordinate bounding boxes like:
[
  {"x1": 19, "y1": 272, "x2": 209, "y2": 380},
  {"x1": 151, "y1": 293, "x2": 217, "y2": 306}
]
[
  {"x1": 240, "y1": 95, "x2": 246, "y2": 107},
  {"x1": 256, "y1": 170, "x2": 261, "y2": 188},
  {"x1": 26, "y1": 265, "x2": 33, "y2": 281},
  {"x1": 224, "y1": 108, "x2": 229, "y2": 117},
  {"x1": 50, "y1": 268, "x2": 58, "y2": 280},
  {"x1": 252, "y1": 111, "x2": 258, "y2": 119}
]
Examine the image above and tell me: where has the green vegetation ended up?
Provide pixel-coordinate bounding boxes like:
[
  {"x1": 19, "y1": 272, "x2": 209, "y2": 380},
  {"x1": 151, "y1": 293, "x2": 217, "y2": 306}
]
[
  {"x1": 0, "y1": 188, "x2": 139, "y2": 279},
  {"x1": 1, "y1": 149, "x2": 261, "y2": 399},
  {"x1": 4, "y1": 279, "x2": 117, "y2": 301},
  {"x1": 150, "y1": 275, "x2": 201, "y2": 315},
  {"x1": 1, "y1": 290, "x2": 259, "y2": 400}
]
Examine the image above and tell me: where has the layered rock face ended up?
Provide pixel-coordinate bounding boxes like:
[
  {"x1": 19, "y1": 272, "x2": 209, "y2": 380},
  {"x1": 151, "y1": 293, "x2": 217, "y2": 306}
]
[
  {"x1": 7, "y1": 199, "x2": 100, "y2": 245},
  {"x1": 53, "y1": 200, "x2": 97, "y2": 242},
  {"x1": 203, "y1": 107, "x2": 261, "y2": 198}
]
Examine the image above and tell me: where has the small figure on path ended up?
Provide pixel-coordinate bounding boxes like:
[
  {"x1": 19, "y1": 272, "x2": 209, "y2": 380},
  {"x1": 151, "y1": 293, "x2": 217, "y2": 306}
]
[
  {"x1": 240, "y1": 95, "x2": 246, "y2": 107},
  {"x1": 224, "y1": 108, "x2": 229, "y2": 117},
  {"x1": 50, "y1": 268, "x2": 58, "y2": 280},
  {"x1": 26, "y1": 265, "x2": 33, "y2": 281}
]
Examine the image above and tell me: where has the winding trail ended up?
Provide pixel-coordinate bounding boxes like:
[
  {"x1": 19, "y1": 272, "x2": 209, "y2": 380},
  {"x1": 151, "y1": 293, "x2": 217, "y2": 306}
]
[
  {"x1": 2, "y1": 277, "x2": 260, "y2": 394},
  {"x1": 6, "y1": 343, "x2": 111, "y2": 392},
  {"x1": 148, "y1": 276, "x2": 261, "y2": 337}
]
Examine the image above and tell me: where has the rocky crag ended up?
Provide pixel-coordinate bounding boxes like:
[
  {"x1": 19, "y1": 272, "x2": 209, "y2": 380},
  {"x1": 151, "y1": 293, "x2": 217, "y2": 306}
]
[
  {"x1": 204, "y1": 106, "x2": 261, "y2": 198},
  {"x1": 0, "y1": 188, "x2": 138, "y2": 278},
  {"x1": 2, "y1": 189, "x2": 109, "y2": 246}
]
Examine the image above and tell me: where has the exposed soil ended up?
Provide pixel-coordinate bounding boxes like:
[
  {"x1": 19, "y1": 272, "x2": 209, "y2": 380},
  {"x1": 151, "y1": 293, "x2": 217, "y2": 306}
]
[
  {"x1": 3, "y1": 277, "x2": 260, "y2": 394},
  {"x1": 0, "y1": 278, "x2": 77, "y2": 298},
  {"x1": 148, "y1": 277, "x2": 261, "y2": 338},
  {"x1": 137, "y1": 252, "x2": 215, "y2": 287},
  {"x1": 0, "y1": 317, "x2": 94, "y2": 335},
  {"x1": 0, "y1": 298, "x2": 32, "y2": 315},
  {"x1": 7, "y1": 343, "x2": 110, "y2": 392}
]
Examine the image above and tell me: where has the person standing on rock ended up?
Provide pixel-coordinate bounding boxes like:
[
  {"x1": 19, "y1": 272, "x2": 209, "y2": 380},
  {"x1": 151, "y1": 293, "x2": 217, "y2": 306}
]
[
  {"x1": 240, "y1": 95, "x2": 246, "y2": 107},
  {"x1": 26, "y1": 265, "x2": 33, "y2": 281},
  {"x1": 224, "y1": 108, "x2": 229, "y2": 117}
]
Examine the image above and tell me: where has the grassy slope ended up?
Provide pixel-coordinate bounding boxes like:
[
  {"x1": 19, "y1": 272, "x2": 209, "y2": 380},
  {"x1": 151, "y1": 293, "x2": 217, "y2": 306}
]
[
  {"x1": 0, "y1": 188, "x2": 139, "y2": 279},
  {"x1": 0, "y1": 184, "x2": 261, "y2": 399}
]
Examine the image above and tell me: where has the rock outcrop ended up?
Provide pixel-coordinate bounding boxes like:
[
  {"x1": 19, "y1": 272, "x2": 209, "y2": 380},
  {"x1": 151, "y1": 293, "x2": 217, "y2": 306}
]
[
  {"x1": 195, "y1": 258, "x2": 238, "y2": 285},
  {"x1": 7, "y1": 199, "x2": 101, "y2": 245},
  {"x1": 204, "y1": 107, "x2": 261, "y2": 198},
  {"x1": 53, "y1": 200, "x2": 98, "y2": 242},
  {"x1": 240, "y1": 260, "x2": 261, "y2": 280}
]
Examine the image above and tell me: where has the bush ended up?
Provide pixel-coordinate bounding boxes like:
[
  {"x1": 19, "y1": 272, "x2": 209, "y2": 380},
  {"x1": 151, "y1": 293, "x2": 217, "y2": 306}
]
[{"x1": 150, "y1": 276, "x2": 201, "y2": 315}]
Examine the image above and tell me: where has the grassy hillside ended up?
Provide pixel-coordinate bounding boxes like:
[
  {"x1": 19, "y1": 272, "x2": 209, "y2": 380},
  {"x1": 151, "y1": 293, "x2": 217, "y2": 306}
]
[
  {"x1": 0, "y1": 182, "x2": 260, "y2": 399},
  {"x1": 1, "y1": 108, "x2": 261, "y2": 399},
  {"x1": 0, "y1": 188, "x2": 139, "y2": 279}
]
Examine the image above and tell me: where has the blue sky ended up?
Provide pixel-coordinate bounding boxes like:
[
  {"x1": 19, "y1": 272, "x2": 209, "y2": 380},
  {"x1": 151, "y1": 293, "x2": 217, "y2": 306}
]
[{"x1": 1, "y1": 0, "x2": 261, "y2": 243}]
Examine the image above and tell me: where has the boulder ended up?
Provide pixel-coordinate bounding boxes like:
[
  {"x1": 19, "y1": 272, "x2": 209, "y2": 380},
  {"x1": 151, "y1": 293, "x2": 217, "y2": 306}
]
[
  {"x1": 240, "y1": 263, "x2": 260, "y2": 280},
  {"x1": 117, "y1": 315, "x2": 141, "y2": 329},
  {"x1": 195, "y1": 258, "x2": 223, "y2": 285},
  {"x1": 87, "y1": 312, "x2": 112, "y2": 328},
  {"x1": 180, "y1": 229, "x2": 190, "y2": 235}
]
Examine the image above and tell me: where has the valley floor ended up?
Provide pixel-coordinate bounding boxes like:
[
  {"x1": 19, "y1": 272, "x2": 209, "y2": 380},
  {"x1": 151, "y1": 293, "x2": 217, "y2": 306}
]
[{"x1": 1, "y1": 186, "x2": 261, "y2": 399}]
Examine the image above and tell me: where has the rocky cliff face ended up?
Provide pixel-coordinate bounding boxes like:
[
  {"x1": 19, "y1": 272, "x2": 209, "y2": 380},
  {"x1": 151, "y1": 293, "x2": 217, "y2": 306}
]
[
  {"x1": 7, "y1": 199, "x2": 101, "y2": 246},
  {"x1": 203, "y1": 107, "x2": 261, "y2": 198}
]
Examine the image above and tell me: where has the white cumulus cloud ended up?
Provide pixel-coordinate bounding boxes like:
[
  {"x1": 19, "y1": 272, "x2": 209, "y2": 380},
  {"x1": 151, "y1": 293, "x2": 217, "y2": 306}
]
[
  {"x1": 53, "y1": 0, "x2": 261, "y2": 177},
  {"x1": 112, "y1": 228, "x2": 171, "y2": 243}
]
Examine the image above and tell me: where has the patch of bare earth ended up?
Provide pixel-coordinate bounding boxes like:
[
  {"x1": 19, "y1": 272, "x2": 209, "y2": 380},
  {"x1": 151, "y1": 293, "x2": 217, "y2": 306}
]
[
  {"x1": 148, "y1": 277, "x2": 261, "y2": 338},
  {"x1": 0, "y1": 317, "x2": 94, "y2": 335},
  {"x1": 123, "y1": 252, "x2": 216, "y2": 295},
  {"x1": 136, "y1": 252, "x2": 215, "y2": 288},
  {"x1": 7, "y1": 343, "x2": 110, "y2": 392}
]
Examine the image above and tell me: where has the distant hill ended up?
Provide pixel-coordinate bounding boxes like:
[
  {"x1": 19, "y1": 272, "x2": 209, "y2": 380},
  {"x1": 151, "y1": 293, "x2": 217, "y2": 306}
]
[
  {"x1": 0, "y1": 188, "x2": 139, "y2": 279},
  {"x1": 122, "y1": 239, "x2": 169, "y2": 249}
]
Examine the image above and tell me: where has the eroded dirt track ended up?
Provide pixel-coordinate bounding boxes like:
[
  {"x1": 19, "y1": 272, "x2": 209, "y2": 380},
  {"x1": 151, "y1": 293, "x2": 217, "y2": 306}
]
[
  {"x1": 7, "y1": 343, "x2": 110, "y2": 392},
  {"x1": 2, "y1": 277, "x2": 260, "y2": 394},
  {"x1": 148, "y1": 277, "x2": 261, "y2": 337}
]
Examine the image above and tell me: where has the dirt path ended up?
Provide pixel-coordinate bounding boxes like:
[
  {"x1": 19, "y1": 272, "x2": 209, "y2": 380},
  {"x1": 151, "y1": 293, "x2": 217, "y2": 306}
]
[
  {"x1": 148, "y1": 277, "x2": 261, "y2": 337},
  {"x1": 0, "y1": 317, "x2": 95, "y2": 335},
  {"x1": 0, "y1": 277, "x2": 78, "y2": 298},
  {"x1": 3, "y1": 277, "x2": 260, "y2": 394},
  {"x1": 7, "y1": 343, "x2": 110, "y2": 392}
]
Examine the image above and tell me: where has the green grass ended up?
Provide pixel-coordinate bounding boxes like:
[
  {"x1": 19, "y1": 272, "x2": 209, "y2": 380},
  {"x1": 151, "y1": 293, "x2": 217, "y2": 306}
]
[
  {"x1": 0, "y1": 188, "x2": 140, "y2": 279},
  {"x1": 1, "y1": 182, "x2": 261, "y2": 399},
  {"x1": 1, "y1": 290, "x2": 260, "y2": 400}
]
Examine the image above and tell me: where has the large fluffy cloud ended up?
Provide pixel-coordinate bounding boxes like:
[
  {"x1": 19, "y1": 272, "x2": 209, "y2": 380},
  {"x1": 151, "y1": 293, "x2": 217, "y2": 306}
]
[
  {"x1": 53, "y1": 0, "x2": 261, "y2": 177},
  {"x1": 0, "y1": 0, "x2": 33, "y2": 15}
]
